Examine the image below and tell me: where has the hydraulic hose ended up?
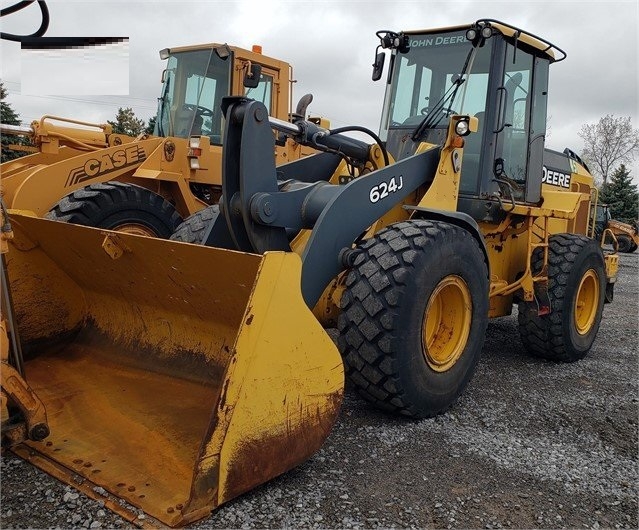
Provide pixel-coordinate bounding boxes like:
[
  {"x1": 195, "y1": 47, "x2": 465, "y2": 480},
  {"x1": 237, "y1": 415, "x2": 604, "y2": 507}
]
[
  {"x1": 1, "y1": 1, "x2": 49, "y2": 42},
  {"x1": 328, "y1": 126, "x2": 389, "y2": 167}
]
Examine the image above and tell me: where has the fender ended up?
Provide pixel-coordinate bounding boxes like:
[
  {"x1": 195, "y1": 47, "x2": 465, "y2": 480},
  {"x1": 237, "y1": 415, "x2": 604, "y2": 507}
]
[{"x1": 405, "y1": 206, "x2": 490, "y2": 274}]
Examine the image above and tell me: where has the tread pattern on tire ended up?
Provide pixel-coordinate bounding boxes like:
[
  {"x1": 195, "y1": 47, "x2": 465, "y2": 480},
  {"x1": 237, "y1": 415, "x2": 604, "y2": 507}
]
[
  {"x1": 337, "y1": 219, "x2": 486, "y2": 418},
  {"x1": 47, "y1": 181, "x2": 182, "y2": 237},
  {"x1": 616, "y1": 234, "x2": 633, "y2": 253},
  {"x1": 170, "y1": 205, "x2": 219, "y2": 244},
  {"x1": 517, "y1": 233, "x2": 602, "y2": 362}
]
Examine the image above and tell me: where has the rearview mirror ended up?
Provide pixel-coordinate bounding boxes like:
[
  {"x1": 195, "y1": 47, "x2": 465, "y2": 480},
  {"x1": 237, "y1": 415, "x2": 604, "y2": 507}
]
[
  {"x1": 372, "y1": 52, "x2": 385, "y2": 81},
  {"x1": 244, "y1": 64, "x2": 262, "y2": 89}
]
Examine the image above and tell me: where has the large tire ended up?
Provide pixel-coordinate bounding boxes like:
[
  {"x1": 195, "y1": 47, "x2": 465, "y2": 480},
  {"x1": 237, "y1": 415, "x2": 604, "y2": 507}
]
[
  {"x1": 337, "y1": 220, "x2": 489, "y2": 419},
  {"x1": 47, "y1": 181, "x2": 182, "y2": 238},
  {"x1": 616, "y1": 234, "x2": 633, "y2": 253},
  {"x1": 170, "y1": 205, "x2": 219, "y2": 244},
  {"x1": 518, "y1": 234, "x2": 606, "y2": 362}
]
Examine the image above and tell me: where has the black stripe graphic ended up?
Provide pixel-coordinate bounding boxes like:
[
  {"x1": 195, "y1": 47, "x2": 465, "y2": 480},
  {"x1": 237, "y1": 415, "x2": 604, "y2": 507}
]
[{"x1": 21, "y1": 36, "x2": 128, "y2": 49}]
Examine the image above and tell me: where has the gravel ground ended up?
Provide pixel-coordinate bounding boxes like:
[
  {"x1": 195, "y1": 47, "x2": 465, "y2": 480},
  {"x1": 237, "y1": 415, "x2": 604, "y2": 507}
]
[{"x1": 1, "y1": 252, "x2": 637, "y2": 529}]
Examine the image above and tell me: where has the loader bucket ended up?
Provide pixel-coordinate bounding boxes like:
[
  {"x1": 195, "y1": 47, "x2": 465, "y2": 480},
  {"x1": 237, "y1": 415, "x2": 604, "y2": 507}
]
[{"x1": 4, "y1": 212, "x2": 343, "y2": 527}]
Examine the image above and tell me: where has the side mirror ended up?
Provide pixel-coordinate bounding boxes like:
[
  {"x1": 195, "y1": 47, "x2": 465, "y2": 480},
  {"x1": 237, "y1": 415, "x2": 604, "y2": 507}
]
[
  {"x1": 244, "y1": 64, "x2": 262, "y2": 89},
  {"x1": 372, "y1": 51, "x2": 385, "y2": 81}
]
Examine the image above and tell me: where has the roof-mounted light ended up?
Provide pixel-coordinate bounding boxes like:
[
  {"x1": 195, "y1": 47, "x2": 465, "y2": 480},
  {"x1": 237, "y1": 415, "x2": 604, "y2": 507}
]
[
  {"x1": 215, "y1": 44, "x2": 231, "y2": 60},
  {"x1": 376, "y1": 30, "x2": 410, "y2": 53},
  {"x1": 466, "y1": 21, "x2": 494, "y2": 47},
  {"x1": 159, "y1": 48, "x2": 170, "y2": 60}
]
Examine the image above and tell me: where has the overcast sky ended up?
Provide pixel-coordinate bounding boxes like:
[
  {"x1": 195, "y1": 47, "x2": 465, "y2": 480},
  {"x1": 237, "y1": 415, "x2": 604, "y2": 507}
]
[{"x1": 1, "y1": 0, "x2": 638, "y2": 179}]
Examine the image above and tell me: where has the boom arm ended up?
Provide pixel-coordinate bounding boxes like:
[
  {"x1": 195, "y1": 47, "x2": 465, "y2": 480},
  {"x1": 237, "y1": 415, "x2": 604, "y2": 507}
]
[
  {"x1": 205, "y1": 97, "x2": 441, "y2": 307},
  {"x1": 0, "y1": 116, "x2": 116, "y2": 153}
]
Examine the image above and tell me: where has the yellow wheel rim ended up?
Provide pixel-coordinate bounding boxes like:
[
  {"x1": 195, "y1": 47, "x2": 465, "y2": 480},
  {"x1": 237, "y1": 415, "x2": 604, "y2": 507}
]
[
  {"x1": 114, "y1": 223, "x2": 157, "y2": 237},
  {"x1": 574, "y1": 269, "x2": 599, "y2": 335},
  {"x1": 422, "y1": 275, "x2": 472, "y2": 372}
]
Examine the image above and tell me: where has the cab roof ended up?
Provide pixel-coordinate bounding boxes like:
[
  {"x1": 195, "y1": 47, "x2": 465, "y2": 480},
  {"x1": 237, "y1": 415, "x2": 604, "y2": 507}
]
[{"x1": 402, "y1": 19, "x2": 565, "y2": 63}]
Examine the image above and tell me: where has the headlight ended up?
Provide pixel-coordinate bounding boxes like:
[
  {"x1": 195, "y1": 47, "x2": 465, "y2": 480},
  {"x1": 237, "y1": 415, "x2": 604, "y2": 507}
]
[
  {"x1": 455, "y1": 119, "x2": 470, "y2": 136},
  {"x1": 465, "y1": 28, "x2": 477, "y2": 41}
]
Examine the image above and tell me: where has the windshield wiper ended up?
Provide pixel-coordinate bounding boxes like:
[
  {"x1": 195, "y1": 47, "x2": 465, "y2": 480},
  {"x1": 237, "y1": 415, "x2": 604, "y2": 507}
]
[
  {"x1": 411, "y1": 77, "x2": 464, "y2": 141},
  {"x1": 411, "y1": 45, "x2": 477, "y2": 141}
]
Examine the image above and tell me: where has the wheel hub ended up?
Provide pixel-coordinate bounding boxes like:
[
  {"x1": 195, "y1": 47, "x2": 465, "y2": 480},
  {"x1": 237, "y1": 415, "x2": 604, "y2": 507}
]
[
  {"x1": 574, "y1": 269, "x2": 599, "y2": 335},
  {"x1": 113, "y1": 223, "x2": 157, "y2": 237},
  {"x1": 422, "y1": 275, "x2": 472, "y2": 372}
]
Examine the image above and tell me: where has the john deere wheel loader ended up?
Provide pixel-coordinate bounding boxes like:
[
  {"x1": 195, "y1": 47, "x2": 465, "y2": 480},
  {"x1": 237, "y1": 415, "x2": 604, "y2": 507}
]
[
  {"x1": 0, "y1": 43, "x2": 329, "y2": 237},
  {"x1": 2, "y1": 19, "x2": 617, "y2": 527}
]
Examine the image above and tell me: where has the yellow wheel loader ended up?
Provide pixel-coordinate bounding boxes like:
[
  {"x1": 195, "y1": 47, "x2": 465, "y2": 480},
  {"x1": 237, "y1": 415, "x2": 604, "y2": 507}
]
[
  {"x1": 2, "y1": 19, "x2": 618, "y2": 527},
  {"x1": 0, "y1": 43, "x2": 328, "y2": 237},
  {"x1": 593, "y1": 203, "x2": 638, "y2": 253}
]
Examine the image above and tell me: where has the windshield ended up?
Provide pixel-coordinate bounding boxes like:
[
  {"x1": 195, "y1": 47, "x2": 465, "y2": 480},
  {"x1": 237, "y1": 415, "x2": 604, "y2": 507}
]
[
  {"x1": 381, "y1": 30, "x2": 493, "y2": 136},
  {"x1": 596, "y1": 205, "x2": 610, "y2": 223},
  {"x1": 154, "y1": 48, "x2": 232, "y2": 144}
]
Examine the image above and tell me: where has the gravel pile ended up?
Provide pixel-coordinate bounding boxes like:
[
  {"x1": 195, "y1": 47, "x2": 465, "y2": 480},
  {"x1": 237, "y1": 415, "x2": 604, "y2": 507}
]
[{"x1": 2, "y1": 252, "x2": 637, "y2": 529}]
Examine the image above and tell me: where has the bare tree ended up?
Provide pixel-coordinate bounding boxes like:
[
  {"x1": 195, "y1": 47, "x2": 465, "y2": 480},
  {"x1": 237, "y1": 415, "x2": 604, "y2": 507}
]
[{"x1": 578, "y1": 115, "x2": 639, "y2": 184}]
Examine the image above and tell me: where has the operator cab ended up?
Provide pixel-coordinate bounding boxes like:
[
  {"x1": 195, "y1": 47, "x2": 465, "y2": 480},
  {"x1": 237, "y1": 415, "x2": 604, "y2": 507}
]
[
  {"x1": 593, "y1": 203, "x2": 611, "y2": 239},
  {"x1": 376, "y1": 20, "x2": 565, "y2": 222},
  {"x1": 154, "y1": 45, "x2": 269, "y2": 145}
]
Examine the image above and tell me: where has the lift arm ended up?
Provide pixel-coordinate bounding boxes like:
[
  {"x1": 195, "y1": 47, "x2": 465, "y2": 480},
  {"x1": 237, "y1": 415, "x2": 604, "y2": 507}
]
[{"x1": 204, "y1": 97, "x2": 441, "y2": 307}]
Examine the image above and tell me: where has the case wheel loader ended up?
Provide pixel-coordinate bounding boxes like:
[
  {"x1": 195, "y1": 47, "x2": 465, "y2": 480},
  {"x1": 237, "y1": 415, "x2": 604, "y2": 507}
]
[
  {"x1": 0, "y1": 43, "x2": 327, "y2": 237},
  {"x1": 1, "y1": 19, "x2": 618, "y2": 527},
  {"x1": 593, "y1": 203, "x2": 639, "y2": 253}
]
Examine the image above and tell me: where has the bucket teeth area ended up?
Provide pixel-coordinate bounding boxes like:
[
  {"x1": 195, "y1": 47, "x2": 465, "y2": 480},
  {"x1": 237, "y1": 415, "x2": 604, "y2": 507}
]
[{"x1": 5, "y1": 214, "x2": 344, "y2": 526}]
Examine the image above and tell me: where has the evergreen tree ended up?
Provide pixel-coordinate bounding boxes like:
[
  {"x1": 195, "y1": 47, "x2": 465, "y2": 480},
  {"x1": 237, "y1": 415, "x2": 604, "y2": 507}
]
[
  {"x1": 107, "y1": 107, "x2": 145, "y2": 137},
  {"x1": 599, "y1": 164, "x2": 639, "y2": 223},
  {"x1": 145, "y1": 115, "x2": 157, "y2": 135},
  {"x1": 1, "y1": 81, "x2": 29, "y2": 163}
]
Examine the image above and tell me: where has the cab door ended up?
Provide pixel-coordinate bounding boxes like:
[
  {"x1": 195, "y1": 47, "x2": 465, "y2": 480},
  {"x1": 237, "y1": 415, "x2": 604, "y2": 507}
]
[
  {"x1": 492, "y1": 39, "x2": 549, "y2": 204},
  {"x1": 245, "y1": 68, "x2": 277, "y2": 116}
]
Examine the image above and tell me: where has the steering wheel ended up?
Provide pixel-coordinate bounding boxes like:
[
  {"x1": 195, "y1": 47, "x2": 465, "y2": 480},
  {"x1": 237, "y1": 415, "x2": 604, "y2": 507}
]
[
  {"x1": 182, "y1": 104, "x2": 213, "y2": 117},
  {"x1": 420, "y1": 106, "x2": 455, "y2": 116}
]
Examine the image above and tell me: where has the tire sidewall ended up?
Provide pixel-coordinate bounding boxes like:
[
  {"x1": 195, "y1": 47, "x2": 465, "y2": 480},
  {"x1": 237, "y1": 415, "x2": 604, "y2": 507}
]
[
  {"x1": 560, "y1": 240, "x2": 606, "y2": 355},
  {"x1": 95, "y1": 186, "x2": 178, "y2": 237},
  {"x1": 616, "y1": 235, "x2": 632, "y2": 253},
  {"x1": 394, "y1": 229, "x2": 488, "y2": 413},
  {"x1": 47, "y1": 182, "x2": 182, "y2": 238},
  {"x1": 98, "y1": 209, "x2": 173, "y2": 236}
]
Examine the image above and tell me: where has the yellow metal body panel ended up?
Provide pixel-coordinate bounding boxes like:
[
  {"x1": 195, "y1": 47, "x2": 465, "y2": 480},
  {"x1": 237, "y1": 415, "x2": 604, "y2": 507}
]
[
  {"x1": 5, "y1": 212, "x2": 343, "y2": 527},
  {"x1": 480, "y1": 217, "x2": 531, "y2": 317},
  {"x1": 4, "y1": 138, "x2": 163, "y2": 217},
  {"x1": 604, "y1": 253, "x2": 619, "y2": 280},
  {"x1": 416, "y1": 117, "x2": 468, "y2": 212}
]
